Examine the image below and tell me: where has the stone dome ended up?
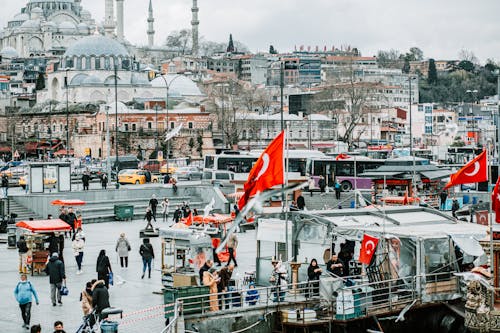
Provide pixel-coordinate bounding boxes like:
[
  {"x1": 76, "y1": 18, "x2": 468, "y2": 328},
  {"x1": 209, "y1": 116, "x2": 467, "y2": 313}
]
[
  {"x1": 64, "y1": 35, "x2": 129, "y2": 57},
  {"x1": 21, "y1": 19, "x2": 40, "y2": 29},
  {"x1": 59, "y1": 21, "x2": 76, "y2": 31},
  {"x1": 0, "y1": 46, "x2": 19, "y2": 59},
  {"x1": 150, "y1": 74, "x2": 203, "y2": 96},
  {"x1": 77, "y1": 22, "x2": 89, "y2": 31},
  {"x1": 13, "y1": 13, "x2": 29, "y2": 21}
]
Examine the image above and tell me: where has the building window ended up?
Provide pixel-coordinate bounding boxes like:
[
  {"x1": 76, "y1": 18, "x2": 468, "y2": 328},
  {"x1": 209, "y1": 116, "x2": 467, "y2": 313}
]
[
  {"x1": 132, "y1": 124, "x2": 136, "y2": 131},
  {"x1": 124, "y1": 124, "x2": 129, "y2": 131},
  {"x1": 148, "y1": 122, "x2": 152, "y2": 129},
  {"x1": 170, "y1": 122, "x2": 175, "y2": 129},
  {"x1": 188, "y1": 122, "x2": 193, "y2": 129}
]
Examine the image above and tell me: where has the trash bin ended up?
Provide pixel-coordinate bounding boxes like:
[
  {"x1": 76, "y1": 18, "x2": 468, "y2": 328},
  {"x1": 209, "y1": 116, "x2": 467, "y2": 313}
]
[
  {"x1": 100, "y1": 320, "x2": 118, "y2": 333},
  {"x1": 114, "y1": 205, "x2": 134, "y2": 221},
  {"x1": 7, "y1": 225, "x2": 16, "y2": 249}
]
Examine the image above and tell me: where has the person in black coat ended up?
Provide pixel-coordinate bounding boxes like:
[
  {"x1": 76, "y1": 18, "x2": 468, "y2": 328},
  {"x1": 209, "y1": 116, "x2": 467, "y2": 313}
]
[
  {"x1": 91, "y1": 280, "x2": 110, "y2": 320},
  {"x1": 144, "y1": 208, "x2": 154, "y2": 230},
  {"x1": 149, "y1": 195, "x2": 158, "y2": 221},
  {"x1": 326, "y1": 253, "x2": 344, "y2": 277},
  {"x1": 139, "y1": 238, "x2": 154, "y2": 279},
  {"x1": 96, "y1": 250, "x2": 112, "y2": 289},
  {"x1": 307, "y1": 258, "x2": 322, "y2": 297},
  {"x1": 81, "y1": 172, "x2": 90, "y2": 191},
  {"x1": 173, "y1": 206, "x2": 182, "y2": 223},
  {"x1": 44, "y1": 252, "x2": 66, "y2": 306},
  {"x1": 199, "y1": 260, "x2": 213, "y2": 284}
]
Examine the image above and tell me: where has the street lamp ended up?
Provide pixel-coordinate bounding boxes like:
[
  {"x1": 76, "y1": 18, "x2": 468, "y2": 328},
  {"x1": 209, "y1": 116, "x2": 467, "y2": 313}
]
[
  {"x1": 114, "y1": 64, "x2": 119, "y2": 188},
  {"x1": 466, "y1": 89, "x2": 478, "y2": 147},
  {"x1": 65, "y1": 68, "x2": 70, "y2": 158}
]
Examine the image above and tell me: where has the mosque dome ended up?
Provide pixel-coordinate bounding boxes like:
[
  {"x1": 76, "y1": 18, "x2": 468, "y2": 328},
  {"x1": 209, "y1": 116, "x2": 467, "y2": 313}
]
[
  {"x1": 43, "y1": 21, "x2": 57, "y2": 31},
  {"x1": 21, "y1": 20, "x2": 40, "y2": 29},
  {"x1": 150, "y1": 74, "x2": 203, "y2": 96},
  {"x1": 0, "y1": 46, "x2": 19, "y2": 59},
  {"x1": 77, "y1": 22, "x2": 89, "y2": 32},
  {"x1": 64, "y1": 35, "x2": 129, "y2": 57},
  {"x1": 59, "y1": 21, "x2": 77, "y2": 32},
  {"x1": 13, "y1": 13, "x2": 30, "y2": 21}
]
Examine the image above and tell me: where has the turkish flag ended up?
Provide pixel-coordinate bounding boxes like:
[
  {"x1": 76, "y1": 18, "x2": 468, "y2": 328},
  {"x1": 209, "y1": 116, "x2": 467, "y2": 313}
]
[
  {"x1": 475, "y1": 210, "x2": 489, "y2": 226},
  {"x1": 492, "y1": 177, "x2": 500, "y2": 223},
  {"x1": 444, "y1": 150, "x2": 488, "y2": 189},
  {"x1": 238, "y1": 131, "x2": 285, "y2": 210},
  {"x1": 359, "y1": 234, "x2": 379, "y2": 265},
  {"x1": 336, "y1": 153, "x2": 350, "y2": 160}
]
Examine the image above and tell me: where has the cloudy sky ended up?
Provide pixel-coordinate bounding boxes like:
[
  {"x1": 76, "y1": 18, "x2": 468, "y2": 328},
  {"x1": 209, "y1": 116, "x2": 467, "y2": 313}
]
[{"x1": 1, "y1": 0, "x2": 499, "y2": 62}]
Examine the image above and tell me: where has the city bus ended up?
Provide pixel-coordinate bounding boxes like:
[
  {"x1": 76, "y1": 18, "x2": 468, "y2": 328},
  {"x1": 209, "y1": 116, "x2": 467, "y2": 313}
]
[
  {"x1": 307, "y1": 156, "x2": 385, "y2": 191},
  {"x1": 203, "y1": 150, "x2": 325, "y2": 181}
]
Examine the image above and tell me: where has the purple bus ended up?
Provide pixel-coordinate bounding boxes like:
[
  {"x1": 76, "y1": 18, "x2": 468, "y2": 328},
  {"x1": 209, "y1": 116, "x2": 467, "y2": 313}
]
[{"x1": 307, "y1": 157, "x2": 385, "y2": 191}]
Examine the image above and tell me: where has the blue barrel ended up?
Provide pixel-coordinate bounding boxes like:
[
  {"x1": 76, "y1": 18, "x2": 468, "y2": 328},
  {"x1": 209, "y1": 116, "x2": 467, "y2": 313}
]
[
  {"x1": 472, "y1": 197, "x2": 478, "y2": 205},
  {"x1": 100, "y1": 321, "x2": 118, "y2": 333},
  {"x1": 463, "y1": 195, "x2": 470, "y2": 204},
  {"x1": 350, "y1": 200, "x2": 355, "y2": 208}
]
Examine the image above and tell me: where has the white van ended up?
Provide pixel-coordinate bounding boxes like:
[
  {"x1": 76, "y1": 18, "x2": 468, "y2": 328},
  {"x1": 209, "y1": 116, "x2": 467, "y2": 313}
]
[{"x1": 202, "y1": 169, "x2": 235, "y2": 186}]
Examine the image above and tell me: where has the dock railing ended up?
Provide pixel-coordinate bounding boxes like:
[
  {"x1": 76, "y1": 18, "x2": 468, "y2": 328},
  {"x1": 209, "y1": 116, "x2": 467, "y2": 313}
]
[{"x1": 169, "y1": 271, "x2": 462, "y2": 324}]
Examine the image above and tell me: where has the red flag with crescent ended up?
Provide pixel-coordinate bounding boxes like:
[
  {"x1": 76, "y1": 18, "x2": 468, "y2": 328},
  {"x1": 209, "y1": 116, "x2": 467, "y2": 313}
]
[
  {"x1": 238, "y1": 131, "x2": 285, "y2": 210},
  {"x1": 336, "y1": 153, "x2": 350, "y2": 160},
  {"x1": 359, "y1": 234, "x2": 379, "y2": 265},
  {"x1": 492, "y1": 177, "x2": 500, "y2": 223},
  {"x1": 444, "y1": 150, "x2": 487, "y2": 189}
]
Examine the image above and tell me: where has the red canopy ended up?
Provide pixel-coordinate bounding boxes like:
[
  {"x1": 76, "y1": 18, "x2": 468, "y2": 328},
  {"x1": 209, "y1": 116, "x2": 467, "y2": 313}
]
[
  {"x1": 16, "y1": 219, "x2": 71, "y2": 233},
  {"x1": 181, "y1": 214, "x2": 234, "y2": 225},
  {"x1": 51, "y1": 199, "x2": 86, "y2": 206}
]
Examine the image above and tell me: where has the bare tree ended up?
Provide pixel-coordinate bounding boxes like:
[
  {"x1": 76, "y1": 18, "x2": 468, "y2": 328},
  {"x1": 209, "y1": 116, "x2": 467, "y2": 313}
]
[{"x1": 165, "y1": 29, "x2": 192, "y2": 55}]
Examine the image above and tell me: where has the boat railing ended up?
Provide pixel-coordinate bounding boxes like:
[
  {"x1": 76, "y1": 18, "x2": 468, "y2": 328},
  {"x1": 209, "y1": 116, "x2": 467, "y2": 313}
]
[
  {"x1": 170, "y1": 271, "x2": 462, "y2": 322},
  {"x1": 159, "y1": 301, "x2": 179, "y2": 333}
]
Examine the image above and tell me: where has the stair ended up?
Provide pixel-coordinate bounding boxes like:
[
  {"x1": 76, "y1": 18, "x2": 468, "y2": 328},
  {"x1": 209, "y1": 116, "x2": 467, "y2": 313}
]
[{"x1": 6, "y1": 198, "x2": 41, "y2": 221}]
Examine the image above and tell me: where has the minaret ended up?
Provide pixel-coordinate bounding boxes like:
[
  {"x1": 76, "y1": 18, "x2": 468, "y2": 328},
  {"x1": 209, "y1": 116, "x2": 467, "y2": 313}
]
[
  {"x1": 116, "y1": 0, "x2": 125, "y2": 40},
  {"x1": 191, "y1": 0, "x2": 199, "y2": 56},
  {"x1": 147, "y1": 0, "x2": 155, "y2": 48},
  {"x1": 104, "y1": 0, "x2": 115, "y2": 37}
]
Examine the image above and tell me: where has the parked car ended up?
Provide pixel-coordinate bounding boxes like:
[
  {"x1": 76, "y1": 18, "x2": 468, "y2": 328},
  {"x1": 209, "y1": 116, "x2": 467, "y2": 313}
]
[
  {"x1": 140, "y1": 159, "x2": 166, "y2": 173},
  {"x1": 202, "y1": 170, "x2": 235, "y2": 186},
  {"x1": 160, "y1": 164, "x2": 177, "y2": 175},
  {"x1": 118, "y1": 169, "x2": 159, "y2": 185},
  {"x1": 173, "y1": 167, "x2": 203, "y2": 180}
]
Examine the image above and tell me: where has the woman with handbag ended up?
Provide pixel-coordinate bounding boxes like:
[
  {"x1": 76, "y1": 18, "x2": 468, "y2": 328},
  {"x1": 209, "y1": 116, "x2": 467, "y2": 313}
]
[
  {"x1": 115, "y1": 233, "x2": 131, "y2": 268},
  {"x1": 72, "y1": 227, "x2": 85, "y2": 274},
  {"x1": 96, "y1": 250, "x2": 112, "y2": 289}
]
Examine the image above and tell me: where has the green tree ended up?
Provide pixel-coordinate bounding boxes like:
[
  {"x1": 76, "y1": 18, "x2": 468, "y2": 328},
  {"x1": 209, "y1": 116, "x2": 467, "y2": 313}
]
[
  {"x1": 269, "y1": 45, "x2": 277, "y2": 54},
  {"x1": 427, "y1": 58, "x2": 437, "y2": 84},
  {"x1": 196, "y1": 133, "x2": 203, "y2": 157},
  {"x1": 188, "y1": 137, "x2": 195, "y2": 154}
]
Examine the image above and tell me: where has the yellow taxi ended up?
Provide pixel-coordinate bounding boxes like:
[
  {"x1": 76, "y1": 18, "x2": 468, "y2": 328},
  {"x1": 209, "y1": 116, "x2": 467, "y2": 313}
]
[
  {"x1": 118, "y1": 169, "x2": 159, "y2": 185},
  {"x1": 159, "y1": 164, "x2": 177, "y2": 175},
  {"x1": 19, "y1": 172, "x2": 57, "y2": 189}
]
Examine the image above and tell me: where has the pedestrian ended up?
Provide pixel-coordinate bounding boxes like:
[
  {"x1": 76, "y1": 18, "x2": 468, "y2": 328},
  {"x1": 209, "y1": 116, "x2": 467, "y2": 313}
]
[
  {"x1": 271, "y1": 259, "x2": 287, "y2": 302},
  {"x1": 219, "y1": 264, "x2": 234, "y2": 309},
  {"x1": 81, "y1": 172, "x2": 90, "y2": 191},
  {"x1": 66, "y1": 208, "x2": 77, "y2": 238},
  {"x1": 245, "y1": 282, "x2": 259, "y2": 306},
  {"x1": 17, "y1": 235, "x2": 29, "y2": 274},
  {"x1": 452, "y1": 198, "x2": 460, "y2": 218},
  {"x1": 47, "y1": 233, "x2": 59, "y2": 255},
  {"x1": 227, "y1": 233, "x2": 238, "y2": 267},
  {"x1": 163, "y1": 173, "x2": 170, "y2": 184},
  {"x1": 203, "y1": 268, "x2": 220, "y2": 312},
  {"x1": 326, "y1": 253, "x2": 344, "y2": 277},
  {"x1": 334, "y1": 179, "x2": 342, "y2": 200},
  {"x1": 44, "y1": 252, "x2": 66, "y2": 306},
  {"x1": 14, "y1": 273, "x2": 39, "y2": 329},
  {"x1": 139, "y1": 238, "x2": 154, "y2": 279},
  {"x1": 307, "y1": 258, "x2": 322, "y2": 297},
  {"x1": 173, "y1": 206, "x2": 182, "y2": 223},
  {"x1": 101, "y1": 173, "x2": 108, "y2": 190},
  {"x1": 92, "y1": 280, "x2": 110, "y2": 320},
  {"x1": 53, "y1": 321, "x2": 65, "y2": 333},
  {"x1": 58, "y1": 234, "x2": 65, "y2": 263},
  {"x1": 296, "y1": 195, "x2": 305, "y2": 210},
  {"x1": 439, "y1": 191, "x2": 448, "y2": 211},
  {"x1": 308, "y1": 176, "x2": 315, "y2": 197},
  {"x1": 30, "y1": 324, "x2": 41, "y2": 333},
  {"x1": 96, "y1": 249, "x2": 112, "y2": 289},
  {"x1": 199, "y1": 259, "x2": 213, "y2": 283},
  {"x1": 160, "y1": 198, "x2": 169, "y2": 222},
  {"x1": 72, "y1": 227, "x2": 85, "y2": 274},
  {"x1": 171, "y1": 177, "x2": 177, "y2": 194},
  {"x1": 144, "y1": 207, "x2": 154, "y2": 230},
  {"x1": 149, "y1": 194, "x2": 158, "y2": 221},
  {"x1": 115, "y1": 233, "x2": 131, "y2": 268},
  {"x1": 1, "y1": 173, "x2": 9, "y2": 198},
  {"x1": 318, "y1": 175, "x2": 326, "y2": 193},
  {"x1": 80, "y1": 281, "x2": 93, "y2": 315}
]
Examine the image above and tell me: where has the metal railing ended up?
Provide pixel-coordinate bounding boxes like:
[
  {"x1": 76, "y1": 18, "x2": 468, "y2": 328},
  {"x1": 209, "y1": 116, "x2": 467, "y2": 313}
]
[
  {"x1": 168, "y1": 271, "x2": 462, "y2": 326},
  {"x1": 160, "y1": 302, "x2": 179, "y2": 333}
]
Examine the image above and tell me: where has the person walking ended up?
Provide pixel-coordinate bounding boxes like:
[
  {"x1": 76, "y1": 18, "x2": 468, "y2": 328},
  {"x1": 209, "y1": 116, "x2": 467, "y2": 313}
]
[
  {"x1": 66, "y1": 208, "x2": 77, "y2": 238},
  {"x1": 115, "y1": 233, "x2": 131, "y2": 268},
  {"x1": 173, "y1": 206, "x2": 182, "y2": 223},
  {"x1": 44, "y1": 252, "x2": 66, "y2": 306},
  {"x1": 318, "y1": 175, "x2": 326, "y2": 194},
  {"x1": 80, "y1": 281, "x2": 93, "y2": 316},
  {"x1": 96, "y1": 250, "x2": 112, "y2": 289},
  {"x1": 227, "y1": 233, "x2": 238, "y2": 267},
  {"x1": 160, "y1": 198, "x2": 170, "y2": 223},
  {"x1": 334, "y1": 179, "x2": 342, "y2": 200},
  {"x1": 17, "y1": 235, "x2": 29, "y2": 274},
  {"x1": 144, "y1": 208, "x2": 154, "y2": 230},
  {"x1": 307, "y1": 258, "x2": 322, "y2": 297},
  {"x1": 452, "y1": 198, "x2": 460, "y2": 218},
  {"x1": 100, "y1": 173, "x2": 108, "y2": 190},
  {"x1": 14, "y1": 273, "x2": 39, "y2": 329},
  {"x1": 439, "y1": 191, "x2": 448, "y2": 211},
  {"x1": 72, "y1": 227, "x2": 85, "y2": 274},
  {"x1": 91, "y1": 280, "x2": 110, "y2": 321},
  {"x1": 139, "y1": 238, "x2": 154, "y2": 279},
  {"x1": 149, "y1": 194, "x2": 158, "y2": 221},
  {"x1": 81, "y1": 172, "x2": 90, "y2": 191},
  {"x1": 1, "y1": 173, "x2": 9, "y2": 198}
]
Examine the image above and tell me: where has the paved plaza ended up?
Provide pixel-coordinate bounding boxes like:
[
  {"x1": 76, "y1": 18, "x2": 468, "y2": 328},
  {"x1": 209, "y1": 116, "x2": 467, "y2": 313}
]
[{"x1": 0, "y1": 215, "x2": 257, "y2": 333}]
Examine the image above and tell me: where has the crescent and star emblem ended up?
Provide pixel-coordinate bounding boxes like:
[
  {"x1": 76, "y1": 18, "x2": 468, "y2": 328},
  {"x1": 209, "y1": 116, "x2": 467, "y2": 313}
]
[
  {"x1": 464, "y1": 161, "x2": 480, "y2": 177},
  {"x1": 255, "y1": 153, "x2": 270, "y2": 180},
  {"x1": 365, "y1": 240, "x2": 375, "y2": 254},
  {"x1": 479, "y1": 214, "x2": 487, "y2": 222}
]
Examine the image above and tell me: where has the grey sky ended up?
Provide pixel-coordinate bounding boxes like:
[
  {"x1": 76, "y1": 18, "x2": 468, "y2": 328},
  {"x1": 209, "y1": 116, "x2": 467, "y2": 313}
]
[{"x1": 1, "y1": 0, "x2": 499, "y2": 62}]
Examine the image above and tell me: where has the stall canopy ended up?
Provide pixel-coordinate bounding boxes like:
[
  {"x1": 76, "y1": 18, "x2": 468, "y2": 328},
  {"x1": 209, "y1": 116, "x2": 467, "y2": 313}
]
[
  {"x1": 16, "y1": 219, "x2": 71, "y2": 233},
  {"x1": 51, "y1": 199, "x2": 86, "y2": 206}
]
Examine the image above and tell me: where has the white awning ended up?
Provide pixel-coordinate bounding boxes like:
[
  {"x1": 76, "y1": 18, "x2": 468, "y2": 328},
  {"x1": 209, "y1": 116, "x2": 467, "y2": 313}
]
[{"x1": 450, "y1": 234, "x2": 484, "y2": 257}]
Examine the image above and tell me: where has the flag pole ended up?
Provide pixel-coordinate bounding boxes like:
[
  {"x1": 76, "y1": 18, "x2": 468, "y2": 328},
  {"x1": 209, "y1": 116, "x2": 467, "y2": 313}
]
[
  {"x1": 488, "y1": 148, "x2": 494, "y2": 306},
  {"x1": 285, "y1": 125, "x2": 290, "y2": 261}
]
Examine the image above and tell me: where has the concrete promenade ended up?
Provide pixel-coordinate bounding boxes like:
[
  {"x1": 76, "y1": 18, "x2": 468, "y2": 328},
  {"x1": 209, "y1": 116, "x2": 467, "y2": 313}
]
[{"x1": 0, "y1": 217, "x2": 257, "y2": 333}]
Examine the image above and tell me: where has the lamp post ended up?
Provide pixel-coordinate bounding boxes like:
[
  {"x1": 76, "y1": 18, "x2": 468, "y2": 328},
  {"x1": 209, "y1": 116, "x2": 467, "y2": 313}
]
[
  {"x1": 65, "y1": 68, "x2": 70, "y2": 158},
  {"x1": 154, "y1": 104, "x2": 159, "y2": 153},
  {"x1": 466, "y1": 89, "x2": 478, "y2": 147},
  {"x1": 114, "y1": 64, "x2": 119, "y2": 188}
]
